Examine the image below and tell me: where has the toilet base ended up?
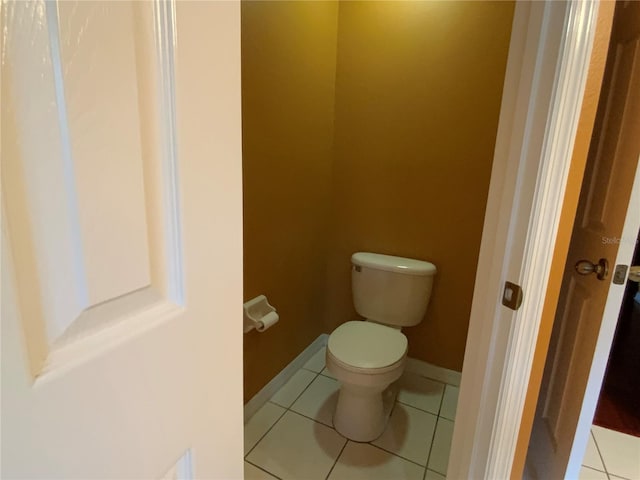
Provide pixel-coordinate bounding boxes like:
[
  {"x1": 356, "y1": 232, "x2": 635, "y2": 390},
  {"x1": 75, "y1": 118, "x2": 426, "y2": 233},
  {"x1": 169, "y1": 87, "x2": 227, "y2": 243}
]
[{"x1": 333, "y1": 382, "x2": 398, "y2": 442}]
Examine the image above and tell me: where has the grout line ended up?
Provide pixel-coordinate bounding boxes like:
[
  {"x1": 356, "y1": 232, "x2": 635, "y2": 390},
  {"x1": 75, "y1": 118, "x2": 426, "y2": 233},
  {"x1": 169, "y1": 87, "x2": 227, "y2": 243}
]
[
  {"x1": 299, "y1": 346, "x2": 326, "y2": 375},
  {"x1": 581, "y1": 466, "x2": 609, "y2": 474},
  {"x1": 244, "y1": 459, "x2": 283, "y2": 480},
  {"x1": 368, "y1": 442, "x2": 428, "y2": 469},
  {"x1": 301, "y1": 366, "x2": 324, "y2": 375},
  {"x1": 319, "y1": 370, "x2": 336, "y2": 380},
  {"x1": 591, "y1": 429, "x2": 611, "y2": 478},
  {"x1": 435, "y1": 382, "x2": 447, "y2": 417},
  {"x1": 405, "y1": 369, "x2": 460, "y2": 389},
  {"x1": 422, "y1": 384, "x2": 448, "y2": 479},
  {"x1": 403, "y1": 371, "x2": 447, "y2": 386},
  {"x1": 244, "y1": 406, "x2": 288, "y2": 460},
  {"x1": 424, "y1": 417, "x2": 444, "y2": 476},
  {"x1": 271, "y1": 369, "x2": 321, "y2": 410},
  {"x1": 285, "y1": 370, "x2": 323, "y2": 410},
  {"x1": 395, "y1": 398, "x2": 441, "y2": 417},
  {"x1": 425, "y1": 468, "x2": 447, "y2": 479},
  {"x1": 287, "y1": 408, "x2": 337, "y2": 430},
  {"x1": 325, "y1": 439, "x2": 349, "y2": 480}
]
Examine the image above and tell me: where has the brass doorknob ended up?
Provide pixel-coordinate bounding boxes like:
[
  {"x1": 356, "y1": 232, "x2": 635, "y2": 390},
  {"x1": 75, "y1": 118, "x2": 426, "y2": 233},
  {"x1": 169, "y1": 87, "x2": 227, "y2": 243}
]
[
  {"x1": 629, "y1": 266, "x2": 640, "y2": 282},
  {"x1": 575, "y1": 258, "x2": 609, "y2": 280}
]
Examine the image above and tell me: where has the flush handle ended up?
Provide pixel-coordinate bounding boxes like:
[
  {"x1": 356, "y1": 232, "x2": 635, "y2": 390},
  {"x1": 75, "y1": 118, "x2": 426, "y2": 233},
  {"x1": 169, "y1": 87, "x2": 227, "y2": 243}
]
[{"x1": 575, "y1": 258, "x2": 609, "y2": 280}]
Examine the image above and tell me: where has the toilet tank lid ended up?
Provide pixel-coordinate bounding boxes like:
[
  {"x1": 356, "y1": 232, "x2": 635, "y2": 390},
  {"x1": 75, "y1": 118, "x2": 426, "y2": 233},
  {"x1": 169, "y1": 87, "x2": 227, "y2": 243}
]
[{"x1": 352, "y1": 252, "x2": 437, "y2": 276}]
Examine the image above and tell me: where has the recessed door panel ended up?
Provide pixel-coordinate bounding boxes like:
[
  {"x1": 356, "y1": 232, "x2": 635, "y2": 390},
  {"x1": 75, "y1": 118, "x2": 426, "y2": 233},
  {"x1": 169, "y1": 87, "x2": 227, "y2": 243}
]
[
  {"x1": 581, "y1": 37, "x2": 640, "y2": 233},
  {"x1": 543, "y1": 278, "x2": 591, "y2": 444},
  {"x1": 2, "y1": 1, "x2": 183, "y2": 378},
  {"x1": 56, "y1": 1, "x2": 151, "y2": 306}
]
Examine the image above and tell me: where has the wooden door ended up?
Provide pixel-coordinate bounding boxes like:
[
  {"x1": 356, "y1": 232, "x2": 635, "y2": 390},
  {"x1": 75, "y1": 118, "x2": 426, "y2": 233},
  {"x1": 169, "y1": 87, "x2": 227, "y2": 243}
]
[
  {"x1": 528, "y1": 3, "x2": 640, "y2": 479},
  {"x1": 1, "y1": 1, "x2": 243, "y2": 478}
]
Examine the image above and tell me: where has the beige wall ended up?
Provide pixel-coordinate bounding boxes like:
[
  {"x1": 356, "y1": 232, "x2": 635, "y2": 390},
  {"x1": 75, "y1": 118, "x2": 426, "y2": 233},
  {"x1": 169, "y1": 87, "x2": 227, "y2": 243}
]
[
  {"x1": 325, "y1": 1, "x2": 514, "y2": 371},
  {"x1": 242, "y1": 1, "x2": 339, "y2": 401},
  {"x1": 242, "y1": 1, "x2": 515, "y2": 400}
]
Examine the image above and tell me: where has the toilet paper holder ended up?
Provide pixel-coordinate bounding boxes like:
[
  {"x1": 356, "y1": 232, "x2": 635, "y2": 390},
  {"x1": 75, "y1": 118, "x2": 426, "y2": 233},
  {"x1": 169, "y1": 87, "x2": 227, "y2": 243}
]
[{"x1": 243, "y1": 295, "x2": 279, "y2": 333}]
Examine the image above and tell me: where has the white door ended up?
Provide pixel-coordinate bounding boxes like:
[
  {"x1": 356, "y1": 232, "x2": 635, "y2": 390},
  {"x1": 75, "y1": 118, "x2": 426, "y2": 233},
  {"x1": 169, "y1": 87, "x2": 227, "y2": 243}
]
[
  {"x1": 1, "y1": 1, "x2": 243, "y2": 478},
  {"x1": 528, "y1": 3, "x2": 640, "y2": 479}
]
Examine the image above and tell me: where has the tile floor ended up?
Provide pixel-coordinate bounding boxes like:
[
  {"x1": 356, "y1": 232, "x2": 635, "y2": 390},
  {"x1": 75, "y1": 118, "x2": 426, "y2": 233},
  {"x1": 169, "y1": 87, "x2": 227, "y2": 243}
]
[
  {"x1": 244, "y1": 346, "x2": 459, "y2": 480},
  {"x1": 580, "y1": 425, "x2": 640, "y2": 480}
]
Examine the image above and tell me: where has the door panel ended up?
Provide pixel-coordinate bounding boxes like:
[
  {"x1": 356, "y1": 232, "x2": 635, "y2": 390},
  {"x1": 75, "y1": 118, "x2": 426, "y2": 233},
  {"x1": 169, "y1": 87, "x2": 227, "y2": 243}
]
[
  {"x1": 57, "y1": 1, "x2": 152, "y2": 306},
  {"x1": 582, "y1": 36, "x2": 639, "y2": 230},
  {"x1": 543, "y1": 278, "x2": 592, "y2": 441},
  {"x1": 1, "y1": 1, "x2": 243, "y2": 478},
  {"x1": 4, "y1": 0, "x2": 179, "y2": 380},
  {"x1": 529, "y1": 3, "x2": 640, "y2": 478}
]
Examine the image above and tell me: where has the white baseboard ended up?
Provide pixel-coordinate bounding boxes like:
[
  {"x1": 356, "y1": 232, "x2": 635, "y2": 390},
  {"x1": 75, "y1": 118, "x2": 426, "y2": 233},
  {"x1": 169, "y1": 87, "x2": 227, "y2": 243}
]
[
  {"x1": 405, "y1": 357, "x2": 462, "y2": 387},
  {"x1": 244, "y1": 333, "x2": 328, "y2": 422}
]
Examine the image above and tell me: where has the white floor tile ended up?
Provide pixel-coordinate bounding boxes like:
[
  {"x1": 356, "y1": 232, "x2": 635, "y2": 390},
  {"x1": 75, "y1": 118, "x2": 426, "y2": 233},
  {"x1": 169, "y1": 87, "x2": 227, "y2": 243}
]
[
  {"x1": 592, "y1": 426, "x2": 640, "y2": 480},
  {"x1": 244, "y1": 402, "x2": 286, "y2": 454},
  {"x1": 290, "y1": 374, "x2": 340, "y2": 427},
  {"x1": 578, "y1": 466, "x2": 608, "y2": 480},
  {"x1": 247, "y1": 411, "x2": 346, "y2": 480},
  {"x1": 396, "y1": 372, "x2": 445, "y2": 415},
  {"x1": 582, "y1": 431, "x2": 605, "y2": 472},
  {"x1": 427, "y1": 417, "x2": 454, "y2": 475},
  {"x1": 328, "y1": 442, "x2": 424, "y2": 480},
  {"x1": 372, "y1": 402, "x2": 437, "y2": 466},
  {"x1": 244, "y1": 461, "x2": 279, "y2": 479},
  {"x1": 424, "y1": 470, "x2": 446, "y2": 480},
  {"x1": 270, "y1": 369, "x2": 317, "y2": 408},
  {"x1": 439, "y1": 385, "x2": 459, "y2": 420},
  {"x1": 304, "y1": 346, "x2": 327, "y2": 373},
  {"x1": 321, "y1": 366, "x2": 337, "y2": 379}
]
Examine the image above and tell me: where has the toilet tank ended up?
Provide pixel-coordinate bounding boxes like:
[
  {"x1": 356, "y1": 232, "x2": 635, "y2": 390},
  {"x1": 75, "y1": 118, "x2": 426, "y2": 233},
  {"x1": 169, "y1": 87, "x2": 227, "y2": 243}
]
[{"x1": 351, "y1": 252, "x2": 437, "y2": 327}]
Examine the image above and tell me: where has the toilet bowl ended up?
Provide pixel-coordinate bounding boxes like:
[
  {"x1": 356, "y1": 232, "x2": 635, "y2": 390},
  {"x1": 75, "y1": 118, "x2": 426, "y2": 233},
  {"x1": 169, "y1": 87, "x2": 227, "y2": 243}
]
[
  {"x1": 327, "y1": 252, "x2": 436, "y2": 442},
  {"x1": 326, "y1": 321, "x2": 407, "y2": 441}
]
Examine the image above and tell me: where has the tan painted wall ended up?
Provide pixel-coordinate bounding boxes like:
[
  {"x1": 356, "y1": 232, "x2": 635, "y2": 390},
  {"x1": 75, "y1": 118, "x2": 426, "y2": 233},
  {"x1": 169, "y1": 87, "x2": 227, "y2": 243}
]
[
  {"x1": 324, "y1": 1, "x2": 514, "y2": 371},
  {"x1": 242, "y1": 1, "x2": 339, "y2": 401},
  {"x1": 242, "y1": 1, "x2": 515, "y2": 400}
]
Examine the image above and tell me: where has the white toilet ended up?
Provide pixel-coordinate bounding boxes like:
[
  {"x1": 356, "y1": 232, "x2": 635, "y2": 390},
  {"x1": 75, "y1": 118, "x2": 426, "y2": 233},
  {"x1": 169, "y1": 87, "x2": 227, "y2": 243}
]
[{"x1": 326, "y1": 252, "x2": 436, "y2": 442}]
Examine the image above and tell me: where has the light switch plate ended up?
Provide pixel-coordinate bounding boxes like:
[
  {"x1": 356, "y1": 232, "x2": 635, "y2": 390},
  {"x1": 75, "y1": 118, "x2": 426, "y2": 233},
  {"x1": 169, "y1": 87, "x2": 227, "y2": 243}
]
[{"x1": 502, "y1": 281, "x2": 523, "y2": 310}]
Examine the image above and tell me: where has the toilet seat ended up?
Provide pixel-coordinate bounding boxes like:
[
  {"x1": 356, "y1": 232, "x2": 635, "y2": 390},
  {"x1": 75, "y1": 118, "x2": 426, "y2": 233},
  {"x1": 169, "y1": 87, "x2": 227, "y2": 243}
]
[
  {"x1": 327, "y1": 348, "x2": 405, "y2": 376},
  {"x1": 328, "y1": 321, "x2": 408, "y2": 371}
]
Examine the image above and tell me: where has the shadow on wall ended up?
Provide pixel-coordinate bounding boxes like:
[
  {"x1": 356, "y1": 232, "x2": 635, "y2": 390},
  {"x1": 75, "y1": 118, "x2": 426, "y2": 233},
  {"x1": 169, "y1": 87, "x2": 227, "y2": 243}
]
[{"x1": 242, "y1": 0, "x2": 515, "y2": 401}]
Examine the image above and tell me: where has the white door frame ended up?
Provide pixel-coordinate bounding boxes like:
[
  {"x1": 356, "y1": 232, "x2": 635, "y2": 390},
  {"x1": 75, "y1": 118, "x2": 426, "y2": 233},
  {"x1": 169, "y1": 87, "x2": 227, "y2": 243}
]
[{"x1": 448, "y1": 1, "x2": 603, "y2": 478}]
